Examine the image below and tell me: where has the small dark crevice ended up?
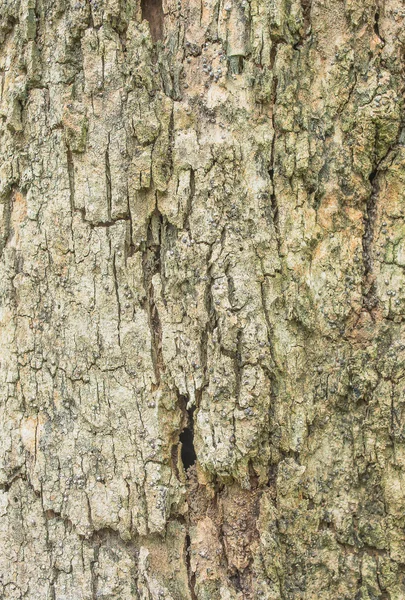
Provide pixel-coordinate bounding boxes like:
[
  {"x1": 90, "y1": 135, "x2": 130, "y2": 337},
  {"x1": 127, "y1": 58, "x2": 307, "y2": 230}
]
[
  {"x1": 266, "y1": 463, "x2": 278, "y2": 498},
  {"x1": 229, "y1": 571, "x2": 243, "y2": 592},
  {"x1": 127, "y1": 200, "x2": 136, "y2": 258},
  {"x1": 363, "y1": 168, "x2": 378, "y2": 277},
  {"x1": 142, "y1": 207, "x2": 164, "y2": 384},
  {"x1": 50, "y1": 582, "x2": 56, "y2": 600},
  {"x1": 234, "y1": 328, "x2": 243, "y2": 402},
  {"x1": 180, "y1": 406, "x2": 197, "y2": 471},
  {"x1": 269, "y1": 43, "x2": 278, "y2": 71},
  {"x1": 168, "y1": 107, "x2": 175, "y2": 179},
  {"x1": 105, "y1": 136, "x2": 112, "y2": 222},
  {"x1": 189, "y1": 167, "x2": 195, "y2": 204},
  {"x1": 183, "y1": 168, "x2": 195, "y2": 230},
  {"x1": 374, "y1": 11, "x2": 385, "y2": 45},
  {"x1": 361, "y1": 168, "x2": 379, "y2": 311},
  {"x1": 269, "y1": 167, "x2": 280, "y2": 242},
  {"x1": 300, "y1": 0, "x2": 312, "y2": 34},
  {"x1": 86, "y1": 0, "x2": 95, "y2": 29},
  {"x1": 90, "y1": 549, "x2": 99, "y2": 600},
  {"x1": 111, "y1": 252, "x2": 121, "y2": 346},
  {"x1": 141, "y1": 0, "x2": 164, "y2": 42},
  {"x1": 269, "y1": 72, "x2": 281, "y2": 255},
  {"x1": 0, "y1": 468, "x2": 25, "y2": 493},
  {"x1": 248, "y1": 460, "x2": 260, "y2": 489},
  {"x1": 199, "y1": 324, "x2": 209, "y2": 392},
  {"x1": 185, "y1": 533, "x2": 197, "y2": 600},
  {"x1": 66, "y1": 147, "x2": 75, "y2": 213},
  {"x1": 171, "y1": 442, "x2": 180, "y2": 479},
  {"x1": 0, "y1": 186, "x2": 12, "y2": 259}
]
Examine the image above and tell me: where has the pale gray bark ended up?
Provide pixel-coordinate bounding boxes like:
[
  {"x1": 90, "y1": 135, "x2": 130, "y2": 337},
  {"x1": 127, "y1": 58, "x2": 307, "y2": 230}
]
[{"x1": 0, "y1": 0, "x2": 405, "y2": 598}]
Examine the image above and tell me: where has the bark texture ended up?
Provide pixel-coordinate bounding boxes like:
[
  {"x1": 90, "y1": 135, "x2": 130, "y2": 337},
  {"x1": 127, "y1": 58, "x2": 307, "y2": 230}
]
[{"x1": 0, "y1": 0, "x2": 405, "y2": 598}]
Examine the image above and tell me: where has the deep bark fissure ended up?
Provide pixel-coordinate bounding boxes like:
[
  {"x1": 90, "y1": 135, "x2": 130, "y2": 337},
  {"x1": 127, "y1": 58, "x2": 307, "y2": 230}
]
[
  {"x1": 269, "y1": 123, "x2": 280, "y2": 256},
  {"x1": 0, "y1": 187, "x2": 12, "y2": 259},
  {"x1": 142, "y1": 208, "x2": 165, "y2": 384},
  {"x1": 180, "y1": 405, "x2": 197, "y2": 471},
  {"x1": 66, "y1": 147, "x2": 75, "y2": 214},
  {"x1": 184, "y1": 167, "x2": 195, "y2": 230},
  {"x1": 141, "y1": 0, "x2": 164, "y2": 42},
  {"x1": 373, "y1": 10, "x2": 385, "y2": 46},
  {"x1": 111, "y1": 245, "x2": 122, "y2": 346},
  {"x1": 185, "y1": 533, "x2": 197, "y2": 600},
  {"x1": 362, "y1": 167, "x2": 379, "y2": 281},
  {"x1": 300, "y1": 0, "x2": 312, "y2": 35},
  {"x1": 105, "y1": 136, "x2": 112, "y2": 222}
]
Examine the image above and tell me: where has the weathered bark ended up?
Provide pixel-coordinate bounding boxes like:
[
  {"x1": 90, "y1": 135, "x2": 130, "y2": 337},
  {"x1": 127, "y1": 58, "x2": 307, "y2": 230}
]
[{"x1": 0, "y1": 0, "x2": 404, "y2": 598}]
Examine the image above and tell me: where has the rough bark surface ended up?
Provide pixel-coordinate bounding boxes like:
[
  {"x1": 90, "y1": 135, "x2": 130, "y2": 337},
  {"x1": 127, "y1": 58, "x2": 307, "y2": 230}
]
[{"x1": 0, "y1": 0, "x2": 405, "y2": 598}]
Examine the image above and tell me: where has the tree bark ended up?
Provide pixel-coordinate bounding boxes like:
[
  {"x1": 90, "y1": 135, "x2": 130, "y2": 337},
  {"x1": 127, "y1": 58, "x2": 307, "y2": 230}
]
[{"x1": 0, "y1": 0, "x2": 404, "y2": 598}]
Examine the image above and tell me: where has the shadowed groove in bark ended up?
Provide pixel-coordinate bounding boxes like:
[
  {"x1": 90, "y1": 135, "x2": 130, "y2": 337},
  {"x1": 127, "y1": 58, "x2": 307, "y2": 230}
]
[
  {"x1": 0, "y1": 187, "x2": 12, "y2": 259},
  {"x1": 141, "y1": 0, "x2": 164, "y2": 42},
  {"x1": 171, "y1": 393, "x2": 196, "y2": 478},
  {"x1": 180, "y1": 406, "x2": 197, "y2": 470},
  {"x1": 229, "y1": 571, "x2": 243, "y2": 592},
  {"x1": 142, "y1": 207, "x2": 164, "y2": 384},
  {"x1": 374, "y1": 10, "x2": 385, "y2": 46},
  {"x1": 112, "y1": 251, "x2": 122, "y2": 346},
  {"x1": 300, "y1": 0, "x2": 312, "y2": 33},
  {"x1": 362, "y1": 167, "x2": 379, "y2": 282},
  {"x1": 183, "y1": 167, "x2": 195, "y2": 230},
  {"x1": 185, "y1": 533, "x2": 197, "y2": 600},
  {"x1": 105, "y1": 135, "x2": 112, "y2": 222},
  {"x1": 66, "y1": 147, "x2": 75, "y2": 214},
  {"x1": 269, "y1": 86, "x2": 280, "y2": 255}
]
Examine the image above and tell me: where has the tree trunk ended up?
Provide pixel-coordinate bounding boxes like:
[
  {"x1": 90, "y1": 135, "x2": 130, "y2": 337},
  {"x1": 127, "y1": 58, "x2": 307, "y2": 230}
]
[{"x1": 0, "y1": 0, "x2": 404, "y2": 598}]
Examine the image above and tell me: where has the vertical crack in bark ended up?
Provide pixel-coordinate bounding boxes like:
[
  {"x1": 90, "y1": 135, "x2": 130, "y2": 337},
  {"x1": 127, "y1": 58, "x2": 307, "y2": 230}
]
[
  {"x1": 234, "y1": 328, "x2": 242, "y2": 403},
  {"x1": 204, "y1": 242, "x2": 219, "y2": 334},
  {"x1": 362, "y1": 168, "x2": 379, "y2": 312},
  {"x1": 127, "y1": 198, "x2": 136, "y2": 257},
  {"x1": 373, "y1": 10, "x2": 385, "y2": 46},
  {"x1": 66, "y1": 147, "x2": 75, "y2": 214},
  {"x1": 185, "y1": 533, "x2": 197, "y2": 600},
  {"x1": 142, "y1": 207, "x2": 164, "y2": 385},
  {"x1": 141, "y1": 0, "x2": 164, "y2": 42},
  {"x1": 362, "y1": 168, "x2": 378, "y2": 278},
  {"x1": 105, "y1": 135, "x2": 112, "y2": 222},
  {"x1": 177, "y1": 394, "x2": 197, "y2": 598},
  {"x1": 101, "y1": 53, "x2": 105, "y2": 87},
  {"x1": 198, "y1": 323, "x2": 209, "y2": 398},
  {"x1": 269, "y1": 67, "x2": 281, "y2": 256},
  {"x1": 300, "y1": 0, "x2": 312, "y2": 35},
  {"x1": 111, "y1": 240, "x2": 121, "y2": 346},
  {"x1": 172, "y1": 393, "x2": 197, "y2": 476},
  {"x1": 0, "y1": 187, "x2": 12, "y2": 259},
  {"x1": 180, "y1": 405, "x2": 197, "y2": 471},
  {"x1": 184, "y1": 167, "x2": 195, "y2": 230}
]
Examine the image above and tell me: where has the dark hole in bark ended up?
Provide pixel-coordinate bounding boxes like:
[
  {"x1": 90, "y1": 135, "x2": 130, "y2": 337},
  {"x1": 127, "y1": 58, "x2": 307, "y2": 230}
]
[
  {"x1": 180, "y1": 407, "x2": 196, "y2": 470},
  {"x1": 230, "y1": 571, "x2": 242, "y2": 591},
  {"x1": 374, "y1": 12, "x2": 380, "y2": 37},
  {"x1": 141, "y1": 0, "x2": 164, "y2": 42},
  {"x1": 185, "y1": 533, "x2": 197, "y2": 599}
]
